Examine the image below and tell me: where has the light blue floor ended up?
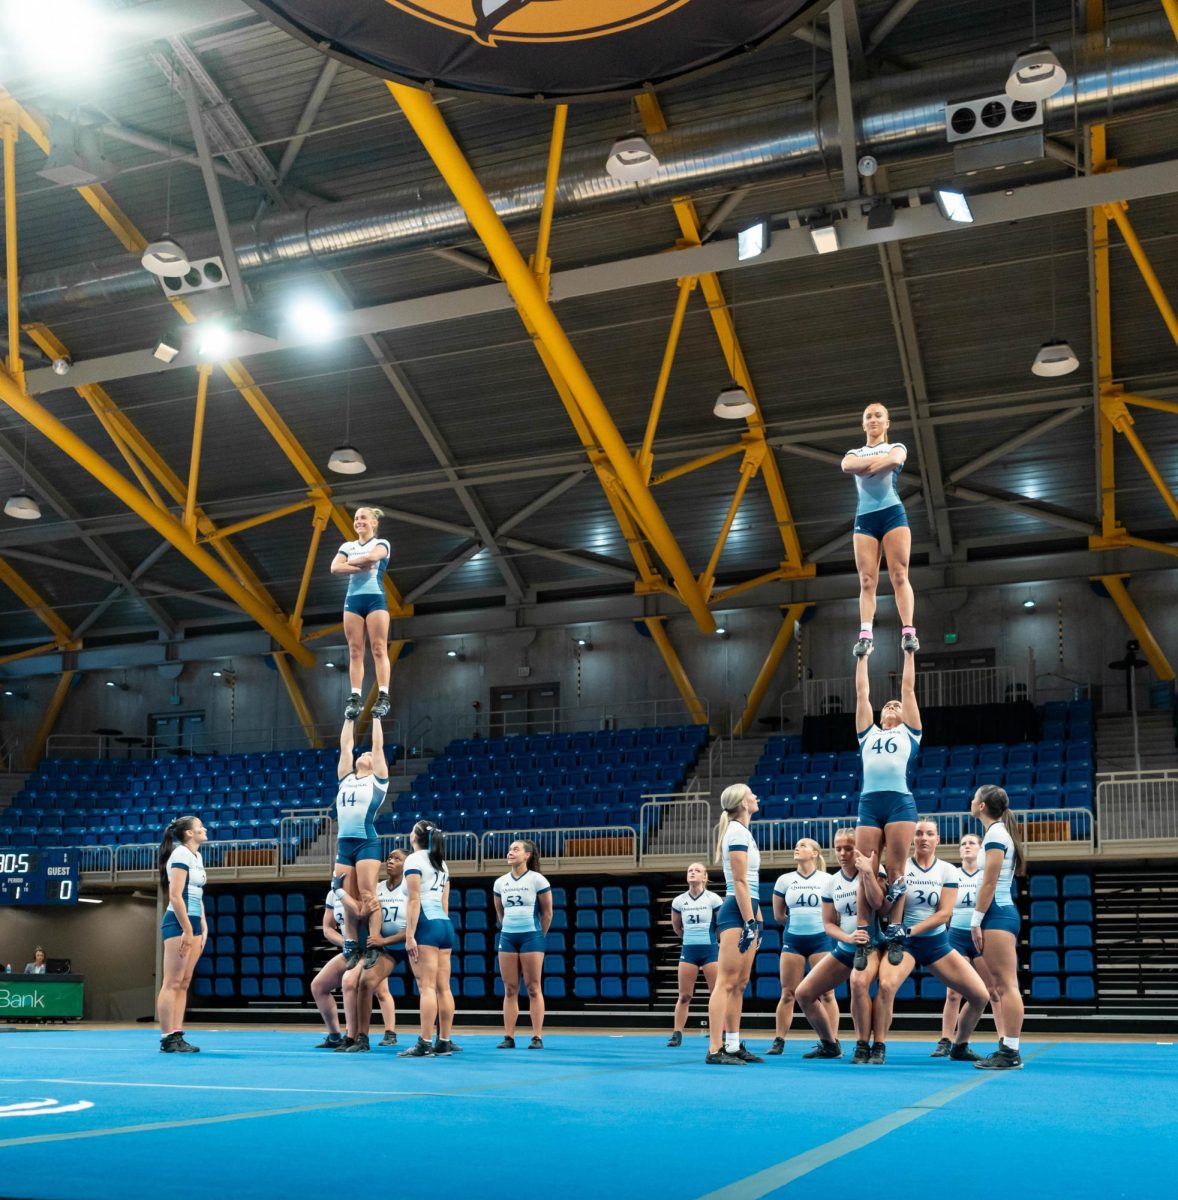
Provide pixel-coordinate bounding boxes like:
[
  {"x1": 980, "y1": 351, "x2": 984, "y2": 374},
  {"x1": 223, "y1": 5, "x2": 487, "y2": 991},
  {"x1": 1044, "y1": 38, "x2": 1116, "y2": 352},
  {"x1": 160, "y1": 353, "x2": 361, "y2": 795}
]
[{"x1": 0, "y1": 1032, "x2": 1171, "y2": 1200}]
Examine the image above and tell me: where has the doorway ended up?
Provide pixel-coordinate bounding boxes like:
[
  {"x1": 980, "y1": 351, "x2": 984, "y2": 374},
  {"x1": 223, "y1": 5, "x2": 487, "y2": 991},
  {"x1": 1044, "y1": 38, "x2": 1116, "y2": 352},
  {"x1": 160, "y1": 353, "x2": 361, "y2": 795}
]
[{"x1": 489, "y1": 683, "x2": 560, "y2": 736}]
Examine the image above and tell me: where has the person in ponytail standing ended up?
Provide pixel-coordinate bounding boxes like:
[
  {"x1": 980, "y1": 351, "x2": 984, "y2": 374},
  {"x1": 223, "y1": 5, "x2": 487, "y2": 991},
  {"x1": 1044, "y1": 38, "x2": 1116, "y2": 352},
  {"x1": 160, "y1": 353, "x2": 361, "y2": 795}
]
[
  {"x1": 400, "y1": 821, "x2": 457, "y2": 1058},
  {"x1": 156, "y1": 815, "x2": 209, "y2": 1054},
  {"x1": 331, "y1": 505, "x2": 392, "y2": 721},
  {"x1": 707, "y1": 783, "x2": 762, "y2": 1066},
  {"x1": 970, "y1": 785, "x2": 1027, "y2": 1071},
  {"x1": 493, "y1": 839, "x2": 552, "y2": 1050}
]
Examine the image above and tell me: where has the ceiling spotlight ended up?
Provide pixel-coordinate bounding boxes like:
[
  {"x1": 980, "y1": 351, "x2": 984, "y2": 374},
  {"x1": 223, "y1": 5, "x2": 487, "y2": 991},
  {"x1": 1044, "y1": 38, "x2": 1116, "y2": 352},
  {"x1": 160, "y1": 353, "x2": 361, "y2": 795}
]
[
  {"x1": 737, "y1": 219, "x2": 770, "y2": 262},
  {"x1": 211, "y1": 669, "x2": 223, "y2": 677},
  {"x1": 104, "y1": 680, "x2": 127, "y2": 690},
  {"x1": 51, "y1": 356, "x2": 71, "y2": 376},
  {"x1": 1031, "y1": 339, "x2": 1079, "y2": 377},
  {"x1": 713, "y1": 386, "x2": 756, "y2": 420},
  {"x1": 3, "y1": 689, "x2": 14, "y2": 696},
  {"x1": 193, "y1": 322, "x2": 232, "y2": 362},
  {"x1": 287, "y1": 295, "x2": 339, "y2": 343},
  {"x1": 605, "y1": 133, "x2": 660, "y2": 182},
  {"x1": 933, "y1": 184, "x2": 974, "y2": 224},
  {"x1": 153, "y1": 336, "x2": 181, "y2": 364},
  {"x1": 447, "y1": 649, "x2": 457, "y2": 658},
  {"x1": 6, "y1": 0, "x2": 109, "y2": 86},
  {"x1": 324, "y1": 661, "x2": 337, "y2": 670},
  {"x1": 141, "y1": 237, "x2": 192, "y2": 279},
  {"x1": 715, "y1": 627, "x2": 730, "y2": 640},
  {"x1": 327, "y1": 445, "x2": 367, "y2": 475},
  {"x1": 808, "y1": 214, "x2": 839, "y2": 254},
  {"x1": 1006, "y1": 46, "x2": 1068, "y2": 101},
  {"x1": 576, "y1": 638, "x2": 593, "y2": 651},
  {"x1": 1023, "y1": 597, "x2": 1036, "y2": 609},
  {"x1": 3, "y1": 493, "x2": 41, "y2": 520}
]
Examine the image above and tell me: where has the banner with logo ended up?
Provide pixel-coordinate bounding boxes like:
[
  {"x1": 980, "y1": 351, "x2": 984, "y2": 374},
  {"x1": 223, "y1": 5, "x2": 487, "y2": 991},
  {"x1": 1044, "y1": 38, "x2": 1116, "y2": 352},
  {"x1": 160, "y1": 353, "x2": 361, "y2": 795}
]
[
  {"x1": 0, "y1": 979, "x2": 84, "y2": 1020},
  {"x1": 246, "y1": 1, "x2": 828, "y2": 100}
]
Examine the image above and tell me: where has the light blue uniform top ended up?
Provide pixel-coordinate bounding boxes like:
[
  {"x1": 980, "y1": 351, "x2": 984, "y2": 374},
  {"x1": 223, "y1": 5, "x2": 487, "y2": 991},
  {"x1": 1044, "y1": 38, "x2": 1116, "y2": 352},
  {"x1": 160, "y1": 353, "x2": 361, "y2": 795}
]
[
  {"x1": 335, "y1": 772, "x2": 388, "y2": 839},
  {"x1": 982, "y1": 822, "x2": 1017, "y2": 908},
  {"x1": 721, "y1": 820, "x2": 761, "y2": 899},
  {"x1": 859, "y1": 722, "x2": 921, "y2": 795},
  {"x1": 672, "y1": 889, "x2": 723, "y2": 946},
  {"x1": 773, "y1": 869, "x2": 831, "y2": 934},
  {"x1": 166, "y1": 845, "x2": 206, "y2": 917},
  {"x1": 847, "y1": 441, "x2": 906, "y2": 515},
  {"x1": 404, "y1": 849, "x2": 449, "y2": 921},
  {"x1": 493, "y1": 869, "x2": 551, "y2": 934},
  {"x1": 337, "y1": 537, "x2": 391, "y2": 598},
  {"x1": 824, "y1": 869, "x2": 862, "y2": 934},
  {"x1": 377, "y1": 879, "x2": 408, "y2": 939},
  {"x1": 903, "y1": 856, "x2": 958, "y2": 937},
  {"x1": 950, "y1": 866, "x2": 983, "y2": 930}
]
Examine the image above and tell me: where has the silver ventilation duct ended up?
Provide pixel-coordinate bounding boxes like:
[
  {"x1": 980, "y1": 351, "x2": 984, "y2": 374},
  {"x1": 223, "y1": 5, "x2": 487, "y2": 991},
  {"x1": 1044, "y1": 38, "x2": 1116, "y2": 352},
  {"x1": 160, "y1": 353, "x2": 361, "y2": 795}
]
[{"x1": 15, "y1": 16, "x2": 1178, "y2": 321}]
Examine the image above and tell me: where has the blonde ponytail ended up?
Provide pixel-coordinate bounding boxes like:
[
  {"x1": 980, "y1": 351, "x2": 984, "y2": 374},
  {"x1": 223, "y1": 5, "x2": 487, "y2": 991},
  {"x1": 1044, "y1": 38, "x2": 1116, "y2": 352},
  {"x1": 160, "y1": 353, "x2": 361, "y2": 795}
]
[
  {"x1": 714, "y1": 811, "x2": 730, "y2": 865},
  {"x1": 715, "y1": 783, "x2": 751, "y2": 863}
]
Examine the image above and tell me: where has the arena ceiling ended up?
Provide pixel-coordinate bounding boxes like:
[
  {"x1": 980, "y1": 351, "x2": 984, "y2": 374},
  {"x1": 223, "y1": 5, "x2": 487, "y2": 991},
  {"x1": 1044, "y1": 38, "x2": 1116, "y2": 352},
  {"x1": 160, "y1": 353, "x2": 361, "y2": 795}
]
[{"x1": 0, "y1": 0, "x2": 1176, "y2": 669}]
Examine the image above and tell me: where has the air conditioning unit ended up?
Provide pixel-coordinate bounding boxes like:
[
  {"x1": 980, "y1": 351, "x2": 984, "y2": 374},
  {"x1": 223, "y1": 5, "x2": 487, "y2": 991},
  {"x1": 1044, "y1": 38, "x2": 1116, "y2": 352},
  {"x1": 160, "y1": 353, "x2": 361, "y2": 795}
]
[
  {"x1": 156, "y1": 256, "x2": 230, "y2": 298},
  {"x1": 945, "y1": 93, "x2": 1042, "y2": 143}
]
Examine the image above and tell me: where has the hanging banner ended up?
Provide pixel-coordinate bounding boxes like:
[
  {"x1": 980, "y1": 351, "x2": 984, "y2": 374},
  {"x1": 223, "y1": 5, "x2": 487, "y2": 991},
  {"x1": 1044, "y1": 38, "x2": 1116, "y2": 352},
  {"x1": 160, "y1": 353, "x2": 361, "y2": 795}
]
[{"x1": 246, "y1": 1, "x2": 829, "y2": 101}]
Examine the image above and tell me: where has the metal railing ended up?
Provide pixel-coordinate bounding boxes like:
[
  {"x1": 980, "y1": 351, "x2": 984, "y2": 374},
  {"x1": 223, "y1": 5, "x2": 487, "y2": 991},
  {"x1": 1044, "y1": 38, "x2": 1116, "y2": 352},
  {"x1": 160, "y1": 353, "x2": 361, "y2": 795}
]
[
  {"x1": 638, "y1": 797, "x2": 713, "y2": 861},
  {"x1": 450, "y1": 696, "x2": 705, "y2": 742},
  {"x1": 802, "y1": 665, "x2": 1022, "y2": 715},
  {"x1": 0, "y1": 734, "x2": 21, "y2": 772},
  {"x1": 278, "y1": 809, "x2": 333, "y2": 870},
  {"x1": 1096, "y1": 772, "x2": 1178, "y2": 846},
  {"x1": 75, "y1": 844, "x2": 114, "y2": 879},
  {"x1": 112, "y1": 839, "x2": 281, "y2": 876},
  {"x1": 378, "y1": 831, "x2": 480, "y2": 864},
  {"x1": 46, "y1": 719, "x2": 403, "y2": 762},
  {"x1": 480, "y1": 826, "x2": 637, "y2": 869}
]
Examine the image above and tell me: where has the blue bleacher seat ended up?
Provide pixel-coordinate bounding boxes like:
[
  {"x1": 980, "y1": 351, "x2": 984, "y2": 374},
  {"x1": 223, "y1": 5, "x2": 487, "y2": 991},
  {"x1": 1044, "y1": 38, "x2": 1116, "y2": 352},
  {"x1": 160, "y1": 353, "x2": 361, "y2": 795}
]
[
  {"x1": 214, "y1": 978, "x2": 234, "y2": 998},
  {"x1": 895, "y1": 977, "x2": 916, "y2": 1001},
  {"x1": 463, "y1": 932, "x2": 487, "y2": 954},
  {"x1": 1028, "y1": 876, "x2": 1058, "y2": 898},
  {"x1": 573, "y1": 932, "x2": 596, "y2": 952},
  {"x1": 465, "y1": 910, "x2": 488, "y2": 932},
  {"x1": 1029, "y1": 901, "x2": 1059, "y2": 924},
  {"x1": 465, "y1": 889, "x2": 488, "y2": 909},
  {"x1": 1030, "y1": 950, "x2": 1060, "y2": 973},
  {"x1": 1061, "y1": 874, "x2": 1092, "y2": 897},
  {"x1": 600, "y1": 953, "x2": 623, "y2": 976},
  {"x1": 573, "y1": 954, "x2": 596, "y2": 976},
  {"x1": 599, "y1": 976, "x2": 623, "y2": 1000},
  {"x1": 920, "y1": 977, "x2": 947, "y2": 1000},
  {"x1": 1063, "y1": 899, "x2": 1093, "y2": 924},
  {"x1": 627, "y1": 885, "x2": 651, "y2": 906},
  {"x1": 1064, "y1": 949, "x2": 1094, "y2": 974},
  {"x1": 547, "y1": 931, "x2": 566, "y2": 953},
  {"x1": 1029, "y1": 925, "x2": 1059, "y2": 948},
  {"x1": 627, "y1": 909, "x2": 651, "y2": 930},
  {"x1": 575, "y1": 910, "x2": 599, "y2": 930},
  {"x1": 754, "y1": 976, "x2": 778, "y2": 1000},
  {"x1": 1062, "y1": 924, "x2": 1093, "y2": 948},
  {"x1": 573, "y1": 977, "x2": 596, "y2": 999},
  {"x1": 1064, "y1": 975, "x2": 1095, "y2": 1001},
  {"x1": 625, "y1": 931, "x2": 649, "y2": 952},
  {"x1": 193, "y1": 977, "x2": 213, "y2": 998},
  {"x1": 1031, "y1": 976, "x2": 1061, "y2": 1001},
  {"x1": 625, "y1": 977, "x2": 650, "y2": 1000},
  {"x1": 546, "y1": 954, "x2": 566, "y2": 976},
  {"x1": 601, "y1": 908, "x2": 624, "y2": 931}
]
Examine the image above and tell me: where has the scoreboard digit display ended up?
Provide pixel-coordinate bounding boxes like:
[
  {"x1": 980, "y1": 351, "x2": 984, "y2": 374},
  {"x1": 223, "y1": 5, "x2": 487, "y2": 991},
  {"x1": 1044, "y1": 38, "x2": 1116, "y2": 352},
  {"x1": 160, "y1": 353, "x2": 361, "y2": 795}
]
[{"x1": 0, "y1": 848, "x2": 79, "y2": 906}]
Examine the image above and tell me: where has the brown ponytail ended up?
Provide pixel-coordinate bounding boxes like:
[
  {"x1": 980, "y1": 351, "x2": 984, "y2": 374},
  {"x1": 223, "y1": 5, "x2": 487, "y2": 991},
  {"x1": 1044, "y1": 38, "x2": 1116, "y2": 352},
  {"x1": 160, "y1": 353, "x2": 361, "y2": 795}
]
[{"x1": 975, "y1": 785, "x2": 1026, "y2": 877}]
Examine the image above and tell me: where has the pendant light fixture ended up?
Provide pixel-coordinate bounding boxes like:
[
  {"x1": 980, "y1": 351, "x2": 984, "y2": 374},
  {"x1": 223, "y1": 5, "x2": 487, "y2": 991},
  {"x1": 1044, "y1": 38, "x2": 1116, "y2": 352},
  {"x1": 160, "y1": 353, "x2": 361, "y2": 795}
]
[
  {"x1": 1031, "y1": 217, "x2": 1079, "y2": 377},
  {"x1": 4, "y1": 426, "x2": 41, "y2": 520},
  {"x1": 142, "y1": 58, "x2": 191, "y2": 279},
  {"x1": 1006, "y1": 1, "x2": 1068, "y2": 101},
  {"x1": 328, "y1": 348, "x2": 367, "y2": 474},
  {"x1": 713, "y1": 270, "x2": 755, "y2": 420}
]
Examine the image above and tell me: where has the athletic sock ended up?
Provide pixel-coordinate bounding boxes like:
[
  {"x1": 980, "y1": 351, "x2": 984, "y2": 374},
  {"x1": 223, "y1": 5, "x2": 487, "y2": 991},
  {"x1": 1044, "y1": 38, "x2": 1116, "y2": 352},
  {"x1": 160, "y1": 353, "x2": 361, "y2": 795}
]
[
  {"x1": 378, "y1": 687, "x2": 388, "y2": 695},
  {"x1": 901, "y1": 625, "x2": 916, "y2": 635},
  {"x1": 859, "y1": 623, "x2": 873, "y2": 638},
  {"x1": 725, "y1": 1032, "x2": 741, "y2": 1053},
  {"x1": 1004, "y1": 1036, "x2": 1020, "y2": 1051}
]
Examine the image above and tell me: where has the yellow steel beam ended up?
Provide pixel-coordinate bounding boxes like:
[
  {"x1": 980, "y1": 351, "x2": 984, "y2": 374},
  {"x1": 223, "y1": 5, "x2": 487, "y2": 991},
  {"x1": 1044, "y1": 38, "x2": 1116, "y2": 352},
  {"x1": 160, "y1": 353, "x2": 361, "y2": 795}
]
[
  {"x1": 0, "y1": 557, "x2": 74, "y2": 644},
  {"x1": 734, "y1": 603, "x2": 812, "y2": 737},
  {"x1": 1096, "y1": 574, "x2": 1175, "y2": 680},
  {"x1": 1122, "y1": 392, "x2": 1178, "y2": 416},
  {"x1": 532, "y1": 103, "x2": 568, "y2": 286},
  {"x1": 641, "y1": 617, "x2": 709, "y2": 726},
  {"x1": 291, "y1": 501, "x2": 332, "y2": 636},
  {"x1": 639, "y1": 275, "x2": 696, "y2": 482},
  {"x1": 1165, "y1": 0, "x2": 1178, "y2": 42},
  {"x1": 0, "y1": 639, "x2": 67, "y2": 668},
  {"x1": 1101, "y1": 392, "x2": 1178, "y2": 523},
  {"x1": 24, "y1": 669, "x2": 75, "y2": 770},
  {"x1": 652, "y1": 441, "x2": 746, "y2": 487},
  {"x1": 1124, "y1": 535, "x2": 1178, "y2": 560},
  {"x1": 1089, "y1": 124, "x2": 1120, "y2": 542},
  {"x1": 2, "y1": 104, "x2": 22, "y2": 387},
  {"x1": 636, "y1": 93, "x2": 810, "y2": 578},
  {"x1": 198, "y1": 499, "x2": 317, "y2": 544},
  {"x1": 389, "y1": 81, "x2": 715, "y2": 632},
  {"x1": 184, "y1": 365, "x2": 212, "y2": 538},
  {"x1": 1103, "y1": 202, "x2": 1178, "y2": 345},
  {"x1": 272, "y1": 652, "x2": 322, "y2": 748},
  {"x1": 303, "y1": 621, "x2": 345, "y2": 643},
  {"x1": 699, "y1": 444, "x2": 765, "y2": 600},
  {"x1": 712, "y1": 568, "x2": 792, "y2": 604},
  {"x1": 0, "y1": 369, "x2": 315, "y2": 665}
]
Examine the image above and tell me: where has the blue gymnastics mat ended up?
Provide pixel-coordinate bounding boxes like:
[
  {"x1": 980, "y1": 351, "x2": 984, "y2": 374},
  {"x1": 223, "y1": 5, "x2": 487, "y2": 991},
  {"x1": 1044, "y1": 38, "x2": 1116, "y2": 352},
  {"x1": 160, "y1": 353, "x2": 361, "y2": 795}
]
[{"x1": 0, "y1": 1032, "x2": 1172, "y2": 1200}]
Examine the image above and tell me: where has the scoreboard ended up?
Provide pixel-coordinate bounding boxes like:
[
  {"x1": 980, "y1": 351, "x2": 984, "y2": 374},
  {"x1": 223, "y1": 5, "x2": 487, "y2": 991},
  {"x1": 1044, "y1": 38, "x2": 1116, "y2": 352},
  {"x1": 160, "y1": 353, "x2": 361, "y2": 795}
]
[{"x1": 0, "y1": 849, "x2": 79, "y2": 905}]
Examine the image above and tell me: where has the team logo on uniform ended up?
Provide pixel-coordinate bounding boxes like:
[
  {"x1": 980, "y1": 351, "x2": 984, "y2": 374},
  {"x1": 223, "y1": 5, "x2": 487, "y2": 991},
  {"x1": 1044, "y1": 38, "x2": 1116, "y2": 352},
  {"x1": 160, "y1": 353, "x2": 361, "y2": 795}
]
[{"x1": 384, "y1": 1, "x2": 693, "y2": 47}]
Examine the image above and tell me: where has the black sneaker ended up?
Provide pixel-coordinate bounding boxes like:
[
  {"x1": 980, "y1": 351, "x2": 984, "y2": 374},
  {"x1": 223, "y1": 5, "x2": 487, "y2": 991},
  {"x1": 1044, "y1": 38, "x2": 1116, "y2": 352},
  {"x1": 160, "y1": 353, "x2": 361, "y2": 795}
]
[
  {"x1": 343, "y1": 947, "x2": 363, "y2": 970},
  {"x1": 868, "y1": 1042, "x2": 887, "y2": 1064},
  {"x1": 736, "y1": 1042, "x2": 764, "y2": 1063},
  {"x1": 528, "y1": 1036, "x2": 544, "y2": 1050},
  {"x1": 666, "y1": 1031, "x2": 683, "y2": 1047},
  {"x1": 766, "y1": 1037, "x2": 786, "y2": 1056},
  {"x1": 448, "y1": 1041, "x2": 463, "y2": 1052},
  {"x1": 850, "y1": 1040, "x2": 871, "y2": 1064},
  {"x1": 705, "y1": 1048, "x2": 746, "y2": 1065},
  {"x1": 901, "y1": 631, "x2": 920, "y2": 653},
  {"x1": 802, "y1": 1040, "x2": 842, "y2": 1059},
  {"x1": 974, "y1": 1045, "x2": 1023, "y2": 1071},
  {"x1": 173, "y1": 1035, "x2": 200, "y2": 1053},
  {"x1": 379, "y1": 1032, "x2": 398, "y2": 1047},
  {"x1": 853, "y1": 942, "x2": 870, "y2": 971},
  {"x1": 343, "y1": 693, "x2": 362, "y2": 720},
  {"x1": 883, "y1": 926, "x2": 909, "y2": 966},
  {"x1": 361, "y1": 946, "x2": 381, "y2": 970},
  {"x1": 432, "y1": 1039, "x2": 454, "y2": 1057},
  {"x1": 949, "y1": 1042, "x2": 980, "y2": 1062},
  {"x1": 159, "y1": 1032, "x2": 181, "y2": 1053},
  {"x1": 930, "y1": 1037, "x2": 952, "y2": 1058},
  {"x1": 316, "y1": 1032, "x2": 344, "y2": 1049},
  {"x1": 398, "y1": 1038, "x2": 435, "y2": 1058},
  {"x1": 333, "y1": 1037, "x2": 356, "y2": 1053},
  {"x1": 853, "y1": 636, "x2": 874, "y2": 658},
  {"x1": 372, "y1": 693, "x2": 391, "y2": 719},
  {"x1": 497, "y1": 1036, "x2": 516, "y2": 1049},
  {"x1": 344, "y1": 1034, "x2": 370, "y2": 1053}
]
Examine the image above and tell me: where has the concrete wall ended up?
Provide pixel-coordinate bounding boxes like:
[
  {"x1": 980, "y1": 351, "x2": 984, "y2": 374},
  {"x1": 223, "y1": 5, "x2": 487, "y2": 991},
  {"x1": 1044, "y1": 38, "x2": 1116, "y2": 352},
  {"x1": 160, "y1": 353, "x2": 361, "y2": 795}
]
[{"x1": 0, "y1": 894, "x2": 158, "y2": 1020}]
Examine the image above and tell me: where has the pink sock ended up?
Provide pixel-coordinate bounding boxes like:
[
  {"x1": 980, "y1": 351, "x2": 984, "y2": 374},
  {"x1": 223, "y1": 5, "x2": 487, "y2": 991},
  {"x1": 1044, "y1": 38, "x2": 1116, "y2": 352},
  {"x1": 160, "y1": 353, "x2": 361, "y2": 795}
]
[{"x1": 901, "y1": 625, "x2": 916, "y2": 635}]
